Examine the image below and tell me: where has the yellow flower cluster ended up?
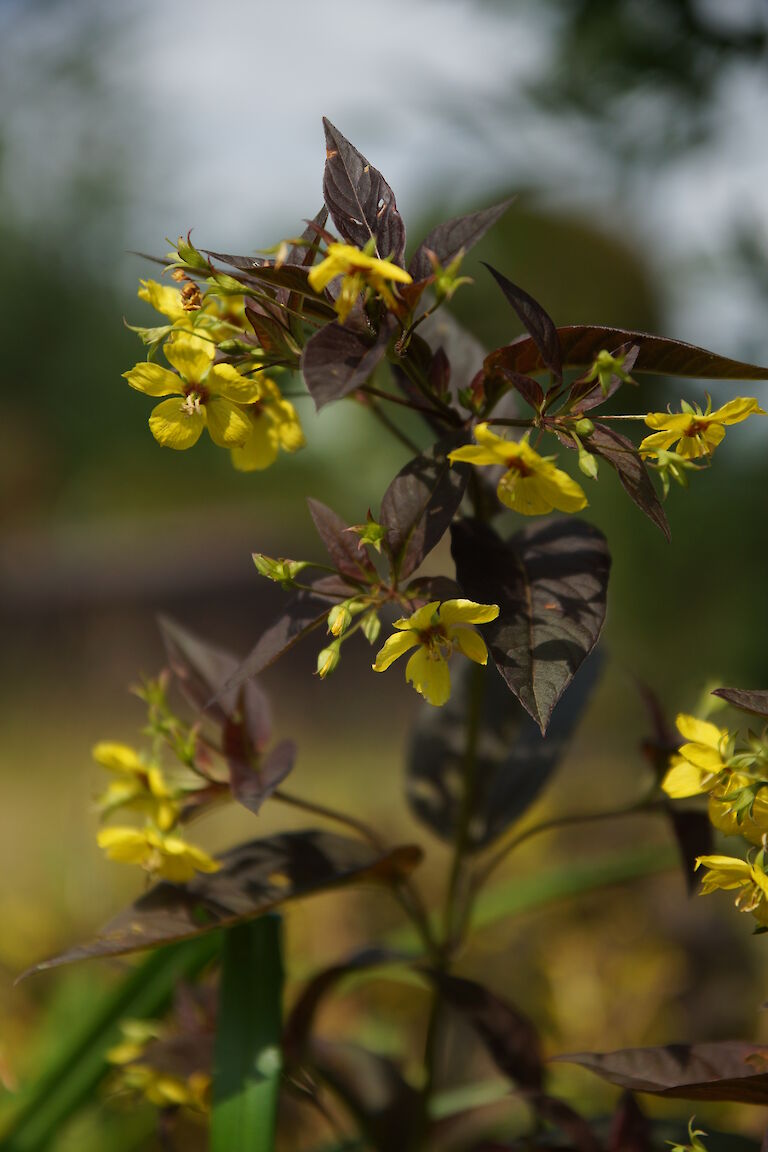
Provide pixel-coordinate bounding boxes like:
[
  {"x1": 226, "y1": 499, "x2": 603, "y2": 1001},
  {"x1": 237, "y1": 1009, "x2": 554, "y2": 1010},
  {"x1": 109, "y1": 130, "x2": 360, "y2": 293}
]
[
  {"x1": 108, "y1": 1019, "x2": 210, "y2": 1115},
  {"x1": 661, "y1": 713, "x2": 768, "y2": 928},
  {"x1": 93, "y1": 741, "x2": 219, "y2": 883},
  {"x1": 123, "y1": 332, "x2": 304, "y2": 467},
  {"x1": 640, "y1": 397, "x2": 764, "y2": 459}
]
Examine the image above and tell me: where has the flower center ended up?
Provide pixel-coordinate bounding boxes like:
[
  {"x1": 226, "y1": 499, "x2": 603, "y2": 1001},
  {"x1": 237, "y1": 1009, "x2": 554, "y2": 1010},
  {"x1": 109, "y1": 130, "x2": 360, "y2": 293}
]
[
  {"x1": 181, "y1": 387, "x2": 208, "y2": 416},
  {"x1": 684, "y1": 419, "x2": 709, "y2": 437},
  {"x1": 505, "y1": 454, "x2": 532, "y2": 477}
]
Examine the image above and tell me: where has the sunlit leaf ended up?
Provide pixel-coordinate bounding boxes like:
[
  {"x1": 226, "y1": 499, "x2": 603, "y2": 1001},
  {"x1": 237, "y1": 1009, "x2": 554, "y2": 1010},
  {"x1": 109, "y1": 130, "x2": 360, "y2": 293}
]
[
  {"x1": 712, "y1": 687, "x2": 768, "y2": 718},
  {"x1": 380, "y1": 442, "x2": 468, "y2": 579},
  {"x1": 322, "y1": 118, "x2": 406, "y2": 265},
  {"x1": 408, "y1": 198, "x2": 514, "y2": 281},
  {"x1": 486, "y1": 325, "x2": 768, "y2": 381},
  {"x1": 451, "y1": 518, "x2": 609, "y2": 733},
  {"x1": 557, "y1": 1041, "x2": 768, "y2": 1103},
  {"x1": 25, "y1": 832, "x2": 422, "y2": 974},
  {"x1": 302, "y1": 318, "x2": 395, "y2": 410}
]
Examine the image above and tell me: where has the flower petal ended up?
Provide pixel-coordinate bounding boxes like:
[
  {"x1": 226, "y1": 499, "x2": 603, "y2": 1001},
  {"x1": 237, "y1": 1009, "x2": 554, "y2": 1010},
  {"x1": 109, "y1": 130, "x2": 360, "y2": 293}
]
[
  {"x1": 207, "y1": 362, "x2": 262, "y2": 403},
  {"x1": 438, "y1": 599, "x2": 499, "y2": 626},
  {"x1": 395, "y1": 602, "x2": 440, "y2": 631},
  {"x1": 92, "y1": 742, "x2": 144, "y2": 774},
  {"x1": 138, "y1": 279, "x2": 186, "y2": 322},
  {"x1": 708, "y1": 397, "x2": 766, "y2": 425},
  {"x1": 450, "y1": 627, "x2": 489, "y2": 665},
  {"x1": 149, "y1": 398, "x2": 206, "y2": 449},
  {"x1": 676, "y1": 714, "x2": 724, "y2": 749},
  {"x1": 230, "y1": 412, "x2": 279, "y2": 472},
  {"x1": 661, "y1": 757, "x2": 709, "y2": 799},
  {"x1": 447, "y1": 444, "x2": 505, "y2": 467},
  {"x1": 205, "y1": 398, "x2": 252, "y2": 448},
  {"x1": 638, "y1": 430, "x2": 679, "y2": 456},
  {"x1": 164, "y1": 332, "x2": 215, "y2": 382},
  {"x1": 123, "y1": 362, "x2": 181, "y2": 398},
  {"x1": 405, "y1": 648, "x2": 451, "y2": 707},
  {"x1": 372, "y1": 630, "x2": 420, "y2": 672}
]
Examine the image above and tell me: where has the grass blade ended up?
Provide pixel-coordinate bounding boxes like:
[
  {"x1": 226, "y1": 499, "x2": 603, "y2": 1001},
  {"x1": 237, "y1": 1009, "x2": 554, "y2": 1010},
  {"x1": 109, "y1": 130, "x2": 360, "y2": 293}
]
[{"x1": 211, "y1": 915, "x2": 283, "y2": 1152}]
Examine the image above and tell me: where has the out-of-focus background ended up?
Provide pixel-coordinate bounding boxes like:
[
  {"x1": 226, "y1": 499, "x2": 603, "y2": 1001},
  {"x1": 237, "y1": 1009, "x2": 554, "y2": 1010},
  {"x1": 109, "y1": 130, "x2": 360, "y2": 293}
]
[{"x1": 2, "y1": 0, "x2": 768, "y2": 1146}]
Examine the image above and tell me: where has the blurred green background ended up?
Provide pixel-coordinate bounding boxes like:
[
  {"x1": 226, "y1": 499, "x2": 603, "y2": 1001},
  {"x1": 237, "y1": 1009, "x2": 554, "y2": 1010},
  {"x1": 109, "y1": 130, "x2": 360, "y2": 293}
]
[{"x1": 2, "y1": 0, "x2": 768, "y2": 1146}]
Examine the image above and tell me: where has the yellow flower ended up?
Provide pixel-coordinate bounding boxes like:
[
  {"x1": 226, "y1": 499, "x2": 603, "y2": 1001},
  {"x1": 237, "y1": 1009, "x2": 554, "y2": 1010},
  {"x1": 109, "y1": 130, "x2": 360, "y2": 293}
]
[
  {"x1": 708, "y1": 775, "x2": 768, "y2": 847},
  {"x1": 448, "y1": 425, "x2": 587, "y2": 516},
  {"x1": 308, "y1": 243, "x2": 412, "y2": 323},
  {"x1": 93, "y1": 742, "x2": 178, "y2": 831},
  {"x1": 660, "y1": 714, "x2": 732, "y2": 799},
  {"x1": 97, "y1": 826, "x2": 220, "y2": 883},
  {"x1": 640, "y1": 397, "x2": 765, "y2": 460},
  {"x1": 372, "y1": 599, "x2": 499, "y2": 707},
  {"x1": 123, "y1": 332, "x2": 260, "y2": 450},
  {"x1": 108, "y1": 1019, "x2": 211, "y2": 1114},
  {"x1": 695, "y1": 853, "x2": 768, "y2": 926},
  {"x1": 230, "y1": 377, "x2": 305, "y2": 471}
]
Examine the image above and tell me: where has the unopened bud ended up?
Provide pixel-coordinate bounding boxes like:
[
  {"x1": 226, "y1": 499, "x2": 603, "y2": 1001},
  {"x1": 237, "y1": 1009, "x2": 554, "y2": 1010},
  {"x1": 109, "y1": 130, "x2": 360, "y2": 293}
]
[
  {"x1": 577, "y1": 446, "x2": 599, "y2": 479},
  {"x1": 573, "y1": 417, "x2": 594, "y2": 437},
  {"x1": 253, "y1": 553, "x2": 309, "y2": 586},
  {"x1": 316, "y1": 640, "x2": 341, "y2": 679},
  {"x1": 328, "y1": 603, "x2": 353, "y2": 637},
  {"x1": 361, "y1": 611, "x2": 381, "y2": 645}
]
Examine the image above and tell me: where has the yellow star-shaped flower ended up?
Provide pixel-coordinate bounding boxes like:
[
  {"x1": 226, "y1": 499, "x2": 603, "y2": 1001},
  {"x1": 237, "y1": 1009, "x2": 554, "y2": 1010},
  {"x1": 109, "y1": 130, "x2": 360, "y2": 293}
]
[
  {"x1": 448, "y1": 424, "x2": 587, "y2": 516},
  {"x1": 660, "y1": 713, "x2": 732, "y2": 799},
  {"x1": 640, "y1": 397, "x2": 764, "y2": 460},
  {"x1": 97, "y1": 825, "x2": 220, "y2": 883},
  {"x1": 123, "y1": 332, "x2": 260, "y2": 450},
  {"x1": 373, "y1": 599, "x2": 499, "y2": 707},
  {"x1": 308, "y1": 243, "x2": 412, "y2": 323}
]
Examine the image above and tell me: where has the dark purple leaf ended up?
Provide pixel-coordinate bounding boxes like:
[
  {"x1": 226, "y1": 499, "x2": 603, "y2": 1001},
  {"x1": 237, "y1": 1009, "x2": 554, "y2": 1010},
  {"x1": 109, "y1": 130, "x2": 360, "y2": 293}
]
[
  {"x1": 409, "y1": 198, "x2": 514, "y2": 281},
  {"x1": 407, "y1": 656, "x2": 600, "y2": 849},
  {"x1": 587, "y1": 423, "x2": 670, "y2": 541},
  {"x1": 427, "y1": 971, "x2": 543, "y2": 1091},
  {"x1": 380, "y1": 442, "x2": 469, "y2": 579},
  {"x1": 159, "y1": 616, "x2": 272, "y2": 742},
  {"x1": 284, "y1": 948, "x2": 411, "y2": 1061},
  {"x1": 483, "y1": 264, "x2": 562, "y2": 379},
  {"x1": 570, "y1": 343, "x2": 641, "y2": 411},
  {"x1": 307, "y1": 1039, "x2": 422, "y2": 1152},
  {"x1": 486, "y1": 325, "x2": 768, "y2": 381},
  {"x1": 301, "y1": 317, "x2": 395, "y2": 410},
  {"x1": 712, "y1": 688, "x2": 768, "y2": 718},
  {"x1": 451, "y1": 518, "x2": 610, "y2": 734},
  {"x1": 607, "y1": 1092, "x2": 650, "y2": 1152},
  {"x1": 227, "y1": 738, "x2": 296, "y2": 817},
  {"x1": 25, "y1": 831, "x2": 422, "y2": 974},
  {"x1": 279, "y1": 206, "x2": 330, "y2": 310},
  {"x1": 557, "y1": 1041, "x2": 768, "y2": 1103},
  {"x1": 495, "y1": 368, "x2": 545, "y2": 411},
  {"x1": 244, "y1": 304, "x2": 293, "y2": 357},
  {"x1": 322, "y1": 118, "x2": 406, "y2": 265},
  {"x1": 307, "y1": 498, "x2": 377, "y2": 582},
  {"x1": 221, "y1": 586, "x2": 337, "y2": 697}
]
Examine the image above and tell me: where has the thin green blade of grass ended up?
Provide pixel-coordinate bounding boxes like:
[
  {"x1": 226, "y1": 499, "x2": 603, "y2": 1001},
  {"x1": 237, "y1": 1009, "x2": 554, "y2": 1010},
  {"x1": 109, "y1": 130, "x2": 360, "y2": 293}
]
[
  {"x1": 0, "y1": 932, "x2": 222, "y2": 1152},
  {"x1": 211, "y1": 915, "x2": 283, "y2": 1152}
]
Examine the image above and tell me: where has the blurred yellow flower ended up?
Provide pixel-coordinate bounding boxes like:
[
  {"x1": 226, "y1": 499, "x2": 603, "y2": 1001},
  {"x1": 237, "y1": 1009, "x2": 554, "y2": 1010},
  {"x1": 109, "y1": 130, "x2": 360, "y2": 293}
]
[
  {"x1": 708, "y1": 774, "x2": 768, "y2": 847},
  {"x1": 123, "y1": 333, "x2": 259, "y2": 450},
  {"x1": 230, "y1": 377, "x2": 305, "y2": 471},
  {"x1": 660, "y1": 714, "x2": 732, "y2": 799},
  {"x1": 695, "y1": 853, "x2": 768, "y2": 926},
  {"x1": 93, "y1": 742, "x2": 178, "y2": 831},
  {"x1": 640, "y1": 397, "x2": 764, "y2": 460},
  {"x1": 373, "y1": 599, "x2": 499, "y2": 707},
  {"x1": 448, "y1": 424, "x2": 587, "y2": 516},
  {"x1": 97, "y1": 826, "x2": 220, "y2": 882},
  {"x1": 308, "y1": 243, "x2": 412, "y2": 323}
]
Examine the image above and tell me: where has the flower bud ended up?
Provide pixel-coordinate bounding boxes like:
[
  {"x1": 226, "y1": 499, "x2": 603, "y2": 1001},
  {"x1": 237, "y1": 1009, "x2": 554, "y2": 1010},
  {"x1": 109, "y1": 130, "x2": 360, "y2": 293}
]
[
  {"x1": 573, "y1": 417, "x2": 594, "y2": 437},
  {"x1": 253, "y1": 553, "x2": 308, "y2": 586},
  {"x1": 328, "y1": 603, "x2": 353, "y2": 637},
  {"x1": 577, "y1": 445, "x2": 598, "y2": 479},
  {"x1": 316, "y1": 640, "x2": 341, "y2": 679},
  {"x1": 361, "y1": 611, "x2": 381, "y2": 645}
]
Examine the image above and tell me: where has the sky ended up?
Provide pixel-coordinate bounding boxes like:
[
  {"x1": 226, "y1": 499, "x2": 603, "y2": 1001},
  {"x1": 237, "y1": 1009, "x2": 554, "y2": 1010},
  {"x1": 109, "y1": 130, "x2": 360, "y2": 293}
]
[{"x1": 2, "y1": 0, "x2": 768, "y2": 352}]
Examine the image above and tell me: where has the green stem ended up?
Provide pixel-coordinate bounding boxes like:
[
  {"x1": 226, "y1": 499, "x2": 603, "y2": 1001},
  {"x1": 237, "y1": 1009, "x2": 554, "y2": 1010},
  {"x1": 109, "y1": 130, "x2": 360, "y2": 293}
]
[{"x1": 484, "y1": 417, "x2": 538, "y2": 429}]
